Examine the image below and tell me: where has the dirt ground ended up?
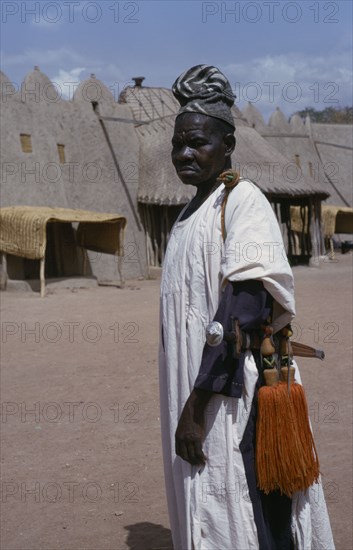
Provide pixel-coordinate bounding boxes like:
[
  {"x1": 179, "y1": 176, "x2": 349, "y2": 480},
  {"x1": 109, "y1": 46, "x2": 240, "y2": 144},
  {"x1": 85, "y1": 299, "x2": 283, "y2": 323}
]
[{"x1": 1, "y1": 253, "x2": 352, "y2": 550}]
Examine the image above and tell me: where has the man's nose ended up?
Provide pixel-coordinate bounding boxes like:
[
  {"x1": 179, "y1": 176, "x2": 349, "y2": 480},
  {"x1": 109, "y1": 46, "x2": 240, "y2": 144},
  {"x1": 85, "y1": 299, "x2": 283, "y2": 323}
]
[{"x1": 174, "y1": 145, "x2": 194, "y2": 162}]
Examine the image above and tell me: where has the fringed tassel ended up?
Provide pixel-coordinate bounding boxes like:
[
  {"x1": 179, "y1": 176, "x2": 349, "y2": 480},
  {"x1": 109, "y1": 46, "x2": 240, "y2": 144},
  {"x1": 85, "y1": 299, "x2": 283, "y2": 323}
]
[
  {"x1": 289, "y1": 382, "x2": 320, "y2": 485},
  {"x1": 256, "y1": 374, "x2": 320, "y2": 497}
]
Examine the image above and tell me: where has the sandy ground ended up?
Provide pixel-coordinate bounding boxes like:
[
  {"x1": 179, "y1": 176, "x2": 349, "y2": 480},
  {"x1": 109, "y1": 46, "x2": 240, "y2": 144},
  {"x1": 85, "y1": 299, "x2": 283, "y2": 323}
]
[{"x1": 1, "y1": 253, "x2": 352, "y2": 550}]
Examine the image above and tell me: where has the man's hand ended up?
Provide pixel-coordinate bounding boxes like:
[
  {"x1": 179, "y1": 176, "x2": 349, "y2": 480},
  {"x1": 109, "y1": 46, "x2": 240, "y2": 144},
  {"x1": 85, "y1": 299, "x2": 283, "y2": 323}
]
[{"x1": 175, "y1": 388, "x2": 213, "y2": 466}]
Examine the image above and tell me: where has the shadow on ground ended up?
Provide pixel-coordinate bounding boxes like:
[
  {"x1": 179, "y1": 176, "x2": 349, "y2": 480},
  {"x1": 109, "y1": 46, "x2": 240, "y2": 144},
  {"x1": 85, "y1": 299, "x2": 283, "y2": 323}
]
[{"x1": 125, "y1": 522, "x2": 173, "y2": 549}]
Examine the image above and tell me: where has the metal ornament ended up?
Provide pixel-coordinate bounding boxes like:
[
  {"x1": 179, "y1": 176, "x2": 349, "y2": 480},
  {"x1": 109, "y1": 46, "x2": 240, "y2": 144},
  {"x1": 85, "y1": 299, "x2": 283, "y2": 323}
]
[{"x1": 205, "y1": 321, "x2": 224, "y2": 347}]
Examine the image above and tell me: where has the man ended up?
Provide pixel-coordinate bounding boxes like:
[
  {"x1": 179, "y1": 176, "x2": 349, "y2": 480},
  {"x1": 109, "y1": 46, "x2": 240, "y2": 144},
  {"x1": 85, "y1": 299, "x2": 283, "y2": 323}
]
[{"x1": 159, "y1": 65, "x2": 334, "y2": 549}]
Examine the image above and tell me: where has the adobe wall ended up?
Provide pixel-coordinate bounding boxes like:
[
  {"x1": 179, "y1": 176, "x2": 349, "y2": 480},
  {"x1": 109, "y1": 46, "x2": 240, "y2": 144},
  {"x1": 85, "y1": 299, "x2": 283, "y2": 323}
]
[{"x1": 1, "y1": 70, "x2": 147, "y2": 281}]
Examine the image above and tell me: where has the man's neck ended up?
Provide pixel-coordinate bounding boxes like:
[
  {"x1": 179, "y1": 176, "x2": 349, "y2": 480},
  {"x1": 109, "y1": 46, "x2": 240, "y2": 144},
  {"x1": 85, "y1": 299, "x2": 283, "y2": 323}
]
[
  {"x1": 194, "y1": 178, "x2": 219, "y2": 200},
  {"x1": 179, "y1": 179, "x2": 221, "y2": 222}
]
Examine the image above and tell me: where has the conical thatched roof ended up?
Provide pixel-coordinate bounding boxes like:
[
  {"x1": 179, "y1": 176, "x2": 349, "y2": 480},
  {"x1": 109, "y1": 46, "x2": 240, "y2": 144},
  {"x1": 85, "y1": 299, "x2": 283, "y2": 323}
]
[
  {"x1": 21, "y1": 66, "x2": 62, "y2": 103},
  {"x1": 0, "y1": 71, "x2": 16, "y2": 100},
  {"x1": 243, "y1": 102, "x2": 266, "y2": 129},
  {"x1": 269, "y1": 107, "x2": 291, "y2": 132},
  {"x1": 74, "y1": 74, "x2": 115, "y2": 104},
  {"x1": 120, "y1": 84, "x2": 180, "y2": 122},
  {"x1": 290, "y1": 114, "x2": 305, "y2": 133},
  {"x1": 1, "y1": 68, "x2": 147, "y2": 278}
]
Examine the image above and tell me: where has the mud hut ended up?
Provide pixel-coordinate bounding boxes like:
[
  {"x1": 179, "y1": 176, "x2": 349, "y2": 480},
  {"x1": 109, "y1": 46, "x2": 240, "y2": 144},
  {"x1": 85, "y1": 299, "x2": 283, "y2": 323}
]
[
  {"x1": 120, "y1": 80, "x2": 253, "y2": 266},
  {"x1": 231, "y1": 124, "x2": 328, "y2": 263},
  {"x1": 121, "y1": 84, "x2": 329, "y2": 266},
  {"x1": 1, "y1": 68, "x2": 147, "y2": 287},
  {"x1": 248, "y1": 105, "x2": 352, "y2": 253},
  {"x1": 308, "y1": 119, "x2": 352, "y2": 207}
]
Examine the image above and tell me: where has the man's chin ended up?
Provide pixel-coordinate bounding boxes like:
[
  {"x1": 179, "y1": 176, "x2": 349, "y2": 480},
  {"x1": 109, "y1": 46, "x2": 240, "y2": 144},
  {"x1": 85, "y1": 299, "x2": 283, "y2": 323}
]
[{"x1": 176, "y1": 171, "x2": 201, "y2": 186}]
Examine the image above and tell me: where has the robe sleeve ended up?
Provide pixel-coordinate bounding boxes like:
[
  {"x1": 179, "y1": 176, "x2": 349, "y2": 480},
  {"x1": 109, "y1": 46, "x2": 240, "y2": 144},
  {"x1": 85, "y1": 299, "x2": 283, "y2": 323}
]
[
  {"x1": 193, "y1": 280, "x2": 273, "y2": 398},
  {"x1": 220, "y1": 179, "x2": 295, "y2": 333}
]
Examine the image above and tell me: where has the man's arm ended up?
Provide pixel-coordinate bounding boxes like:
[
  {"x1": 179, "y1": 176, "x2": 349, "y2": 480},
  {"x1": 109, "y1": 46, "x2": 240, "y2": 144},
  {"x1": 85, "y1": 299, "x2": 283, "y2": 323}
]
[
  {"x1": 175, "y1": 387, "x2": 212, "y2": 466},
  {"x1": 175, "y1": 279, "x2": 273, "y2": 466}
]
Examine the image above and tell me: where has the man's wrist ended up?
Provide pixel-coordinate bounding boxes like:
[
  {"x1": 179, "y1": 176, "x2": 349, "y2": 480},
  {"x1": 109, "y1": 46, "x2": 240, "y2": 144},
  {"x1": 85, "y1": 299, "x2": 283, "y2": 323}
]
[{"x1": 191, "y1": 388, "x2": 213, "y2": 406}]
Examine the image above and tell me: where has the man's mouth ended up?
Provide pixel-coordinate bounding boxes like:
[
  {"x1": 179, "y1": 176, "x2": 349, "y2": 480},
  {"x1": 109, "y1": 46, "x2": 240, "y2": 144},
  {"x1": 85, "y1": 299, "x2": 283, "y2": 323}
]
[{"x1": 177, "y1": 166, "x2": 197, "y2": 173}]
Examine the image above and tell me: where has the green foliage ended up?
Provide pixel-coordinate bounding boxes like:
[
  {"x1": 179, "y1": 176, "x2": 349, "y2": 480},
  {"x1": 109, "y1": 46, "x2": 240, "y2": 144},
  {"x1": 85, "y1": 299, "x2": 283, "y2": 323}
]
[{"x1": 294, "y1": 106, "x2": 353, "y2": 124}]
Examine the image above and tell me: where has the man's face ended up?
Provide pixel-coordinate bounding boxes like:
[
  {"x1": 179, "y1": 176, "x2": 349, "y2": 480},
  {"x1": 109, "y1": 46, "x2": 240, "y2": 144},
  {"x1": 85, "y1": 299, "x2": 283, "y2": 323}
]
[{"x1": 171, "y1": 113, "x2": 232, "y2": 187}]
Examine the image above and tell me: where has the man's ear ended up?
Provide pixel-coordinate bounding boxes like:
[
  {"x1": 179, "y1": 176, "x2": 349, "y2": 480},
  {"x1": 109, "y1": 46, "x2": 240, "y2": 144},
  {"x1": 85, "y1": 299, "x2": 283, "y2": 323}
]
[{"x1": 224, "y1": 134, "x2": 236, "y2": 157}]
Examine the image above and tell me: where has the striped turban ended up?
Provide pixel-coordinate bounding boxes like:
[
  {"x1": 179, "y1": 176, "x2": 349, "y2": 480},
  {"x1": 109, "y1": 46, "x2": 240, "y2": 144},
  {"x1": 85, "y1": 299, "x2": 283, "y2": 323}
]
[{"x1": 172, "y1": 65, "x2": 235, "y2": 128}]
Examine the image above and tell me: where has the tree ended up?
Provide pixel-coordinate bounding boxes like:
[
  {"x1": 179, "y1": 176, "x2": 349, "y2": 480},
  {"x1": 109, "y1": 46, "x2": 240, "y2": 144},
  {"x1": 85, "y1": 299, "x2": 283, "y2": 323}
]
[{"x1": 294, "y1": 106, "x2": 353, "y2": 124}]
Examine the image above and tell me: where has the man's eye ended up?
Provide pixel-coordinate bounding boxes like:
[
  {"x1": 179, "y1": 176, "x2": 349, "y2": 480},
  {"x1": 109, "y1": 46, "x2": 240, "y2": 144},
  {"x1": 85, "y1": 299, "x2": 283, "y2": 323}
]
[{"x1": 191, "y1": 140, "x2": 205, "y2": 147}]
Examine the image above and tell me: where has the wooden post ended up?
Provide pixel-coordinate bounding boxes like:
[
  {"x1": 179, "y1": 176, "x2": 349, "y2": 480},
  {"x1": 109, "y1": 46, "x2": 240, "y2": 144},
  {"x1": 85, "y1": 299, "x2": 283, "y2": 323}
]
[
  {"x1": 117, "y1": 253, "x2": 125, "y2": 288},
  {"x1": 160, "y1": 206, "x2": 166, "y2": 266},
  {"x1": 82, "y1": 249, "x2": 87, "y2": 275},
  {"x1": 40, "y1": 256, "x2": 45, "y2": 297},
  {"x1": 0, "y1": 253, "x2": 8, "y2": 290},
  {"x1": 144, "y1": 205, "x2": 153, "y2": 267},
  {"x1": 314, "y1": 199, "x2": 325, "y2": 258},
  {"x1": 309, "y1": 198, "x2": 320, "y2": 266}
]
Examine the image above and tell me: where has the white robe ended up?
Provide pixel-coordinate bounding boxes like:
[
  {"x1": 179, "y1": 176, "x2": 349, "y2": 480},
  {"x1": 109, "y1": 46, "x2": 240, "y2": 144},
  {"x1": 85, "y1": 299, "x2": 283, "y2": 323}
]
[{"x1": 159, "y1": 179, "x2": 334, "y2": 550}]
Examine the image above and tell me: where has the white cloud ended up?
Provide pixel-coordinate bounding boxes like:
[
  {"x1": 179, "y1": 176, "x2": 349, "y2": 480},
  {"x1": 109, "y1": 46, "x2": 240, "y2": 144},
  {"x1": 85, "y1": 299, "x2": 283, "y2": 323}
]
[
  {"x1": 50, "y1": 68, "x2": 87, "y2": 99},
  {"x1": 1, "y1": 48, "x2": 87, "y2": 68},
  {"x1": 1, "y1": 49, "x2": 127, "y2": 100},
  {"x1": 49, "y1": 65, "x2": 129, "y2": 101},
  {"x1": 223, "y1": 52, "x2": 352, "y2": 120},
  {"x1": 30, "y1": 17, "x2": 63, "y2": 30}
]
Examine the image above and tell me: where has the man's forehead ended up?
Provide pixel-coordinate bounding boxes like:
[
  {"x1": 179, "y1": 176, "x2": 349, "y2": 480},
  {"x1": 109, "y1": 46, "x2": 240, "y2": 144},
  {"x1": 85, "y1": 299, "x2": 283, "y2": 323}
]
[{"x1": 173, "y1": 113, "x2": 212, "y2": 135}]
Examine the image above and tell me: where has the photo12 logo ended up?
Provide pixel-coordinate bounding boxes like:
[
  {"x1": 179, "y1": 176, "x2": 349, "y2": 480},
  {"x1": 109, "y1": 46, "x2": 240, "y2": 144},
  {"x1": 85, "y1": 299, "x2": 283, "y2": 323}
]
[
  {"x1": 1, "y1": 321, "x2": 139, "y2": 344},
  {"x1": 1, "y1": 2, "x2": 140, "y2": 24},
  {"x1": 201, "y1": 2, "x2": 340, "y2": 24},
  {"x1": 1, "y1": 400, "x2": 140, "y2": 424},
  {"x1": 232, "y1": 81, "x2": 339, "y2": 105},
  {"x1": 1, "y1": 480, "x2": 140, "y2": 503}
]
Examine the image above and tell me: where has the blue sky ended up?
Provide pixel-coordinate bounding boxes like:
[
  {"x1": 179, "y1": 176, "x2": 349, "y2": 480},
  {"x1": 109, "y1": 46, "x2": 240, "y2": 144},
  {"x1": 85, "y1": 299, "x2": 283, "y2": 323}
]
[{"x1": 1, "y1": 0, "x2": 352, "y2": 121}]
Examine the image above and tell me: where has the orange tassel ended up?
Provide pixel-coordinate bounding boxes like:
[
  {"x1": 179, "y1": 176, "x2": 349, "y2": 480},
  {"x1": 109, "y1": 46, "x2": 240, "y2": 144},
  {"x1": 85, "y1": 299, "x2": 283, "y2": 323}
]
[{"x1": 256, "y1": 378, "x2": 320, "y2": 497}]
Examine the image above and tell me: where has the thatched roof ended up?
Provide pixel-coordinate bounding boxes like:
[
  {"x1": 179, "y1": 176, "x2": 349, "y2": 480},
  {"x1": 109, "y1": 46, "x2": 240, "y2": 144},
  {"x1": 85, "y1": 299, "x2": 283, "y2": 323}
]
[
  {"x1": 249, "y1": 108, "x2": 352, "y2": 206},
  {"x1": 0, "y1": 71, "x2": 16, "y2": 100},
  {"x1": 1, "y1": 69, "x2": 147, "y2": 279},
  {"x1": 269, "y1": 107, "x2": 291, "y2": 132},
  {"x1": 289, "y1": 114, "x2": 305, "y2": 133},
  {"x1": 321, "y1": 205, "x2": 353, "y2": 236},
  {"x1": 73, "y1": 74, "x2": 115, "y2": 104},
  {"x1": 129, "y1": 86, "x2": 328, "y2": 204},
  {"x1": 291, "y1": 205, "x2": 353, "y2": 237},
  {"x1": 259, "y1": 133, "x2": 331, "y2": 196},
  {"x1": 21, "y1": 66, "x2": 63, "y2": 103},
  {"x1": 1, "y1": 69, "x2": 140, "y2": 211},
  {"x1": 243, "y1": 102, "x2": 266, "y2": 130},
  {"x1": 136, "y1": 115, "x2": 195, "y2": 205},
  {"x1": 311, "y1": 123, "x2": 352, "y2": 207},
  {"x1": 136, "y1": 115, "x2": 329, "y2": 205},
  {"x1": 0, "y1": 206, "x2": 126, "y2": 259},
  {"x1": 119, "y1": 83, "x2": 248, "y2": 126},
  {"x1": 119, "y1": 85, "x2": 180, "y2": 123},
  {"x1": 231, "y1": 126, "x2": 328, "y2": 199}
]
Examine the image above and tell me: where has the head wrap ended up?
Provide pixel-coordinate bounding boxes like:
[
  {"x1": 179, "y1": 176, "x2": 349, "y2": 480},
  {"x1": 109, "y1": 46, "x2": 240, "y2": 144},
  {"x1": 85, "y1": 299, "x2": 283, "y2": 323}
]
[{"x1": 172, "y1": 64, "x2": 235, "y2": 128}]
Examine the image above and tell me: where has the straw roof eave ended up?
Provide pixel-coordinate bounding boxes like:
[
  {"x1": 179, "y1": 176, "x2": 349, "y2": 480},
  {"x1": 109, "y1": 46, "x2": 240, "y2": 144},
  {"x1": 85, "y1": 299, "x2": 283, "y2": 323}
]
[
  {"x1": 0, "y1": 206, "x2": 127, "y2": 259},
  {"x1": 265, "y1": 191, "x2": 329, "y2": 201}
]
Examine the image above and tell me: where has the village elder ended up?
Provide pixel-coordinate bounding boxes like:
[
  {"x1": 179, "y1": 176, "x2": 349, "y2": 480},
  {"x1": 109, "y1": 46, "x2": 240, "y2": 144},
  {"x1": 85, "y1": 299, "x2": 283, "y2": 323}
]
[{"x1": 159, "y1": 65, "x2": 334, "y2": 549}]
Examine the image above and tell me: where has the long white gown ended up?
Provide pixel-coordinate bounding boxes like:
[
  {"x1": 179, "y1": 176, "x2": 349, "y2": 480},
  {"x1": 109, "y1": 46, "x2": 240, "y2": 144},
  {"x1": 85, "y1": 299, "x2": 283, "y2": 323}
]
[{"x1": 159, "y1": 179, "x2": 335, "y2": 550}]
